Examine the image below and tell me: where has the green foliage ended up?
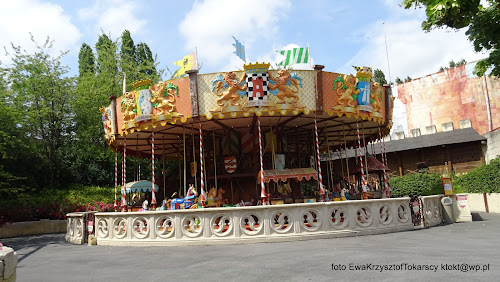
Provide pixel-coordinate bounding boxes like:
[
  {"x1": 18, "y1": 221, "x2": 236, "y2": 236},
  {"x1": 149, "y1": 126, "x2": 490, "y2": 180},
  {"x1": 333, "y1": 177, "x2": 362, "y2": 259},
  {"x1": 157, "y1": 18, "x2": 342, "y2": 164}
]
[
  {"x1": 390, "y1": 173, "x2": 443, "y2": 197},
  {"x1": 402, "y1": 0, "x2": 500, "y2": 77},
  {"x1": 0, "y1": 185, "x2": 115, "y2": 225},
  {"x1": 404, "y1": 76, "x2": 412, "y2": 82},
  {"x1": 78, "y1": 43, "x2": 95, "y2": 76},
  {"x1": 449, "y1": 60, "x2": 456, "y2": 68},
  {"x1": 2, "y1": 35, "x2": 75, "y2": 187},
  {"x1": 373, "y1": 69, "x2": 388, "y2": 85},
  {"x1": 454, "y1": 158, "x2": 500, "y2": 193},
  {"x1": 395, "y1": 77, "x2": 403, "y2": 84}
]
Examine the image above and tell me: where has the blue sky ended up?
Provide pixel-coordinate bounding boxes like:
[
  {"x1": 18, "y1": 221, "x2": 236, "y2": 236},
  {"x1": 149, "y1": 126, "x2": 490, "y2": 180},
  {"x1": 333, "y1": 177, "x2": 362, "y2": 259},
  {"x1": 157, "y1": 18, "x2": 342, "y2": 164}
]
[{"x1": 0, "y1": 0, "x2": 487, "y2": 81}]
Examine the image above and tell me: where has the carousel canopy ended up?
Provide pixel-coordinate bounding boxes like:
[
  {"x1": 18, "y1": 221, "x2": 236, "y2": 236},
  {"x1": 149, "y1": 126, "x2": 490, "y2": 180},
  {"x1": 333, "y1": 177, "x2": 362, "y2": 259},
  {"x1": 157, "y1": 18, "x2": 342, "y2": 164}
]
[
  {"x1": 125, "y1": 180, "x2": 159, "y2": 193},
  {"x1": 259, "y1": 168, "x2": 318, "y2": 183},
  {"x1": 101, "y1": 63, "x2": 394, "y2": 158}
]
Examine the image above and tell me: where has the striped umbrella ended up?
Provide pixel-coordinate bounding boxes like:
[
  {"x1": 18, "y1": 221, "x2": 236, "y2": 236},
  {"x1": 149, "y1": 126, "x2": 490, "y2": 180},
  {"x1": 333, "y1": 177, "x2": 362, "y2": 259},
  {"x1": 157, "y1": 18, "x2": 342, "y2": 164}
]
[{"x1": 314, "y1": 114, "x2": 325, "y2": 201}]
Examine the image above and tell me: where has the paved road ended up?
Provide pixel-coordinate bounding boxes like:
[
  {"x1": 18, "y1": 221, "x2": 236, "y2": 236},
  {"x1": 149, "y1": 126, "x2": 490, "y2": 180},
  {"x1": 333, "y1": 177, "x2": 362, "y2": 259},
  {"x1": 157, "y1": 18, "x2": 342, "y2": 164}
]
[{"x1": 2, "y1": 212, "x2": 499, "y2": 281}]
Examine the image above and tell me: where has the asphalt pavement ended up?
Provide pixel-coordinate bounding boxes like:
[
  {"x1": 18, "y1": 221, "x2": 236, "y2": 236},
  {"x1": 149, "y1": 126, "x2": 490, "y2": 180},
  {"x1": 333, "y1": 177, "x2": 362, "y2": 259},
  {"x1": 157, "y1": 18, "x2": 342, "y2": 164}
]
[{"x1": 2, "y1": 212, "x2": 499, "y2": 281}]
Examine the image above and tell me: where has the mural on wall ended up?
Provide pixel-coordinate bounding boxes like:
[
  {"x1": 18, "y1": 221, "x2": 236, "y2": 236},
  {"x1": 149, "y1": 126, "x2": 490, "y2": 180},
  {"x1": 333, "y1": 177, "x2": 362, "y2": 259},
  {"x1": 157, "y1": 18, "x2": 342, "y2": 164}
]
[{"x1": 203, "y1": 62, "x2": 312, "y2": 119}]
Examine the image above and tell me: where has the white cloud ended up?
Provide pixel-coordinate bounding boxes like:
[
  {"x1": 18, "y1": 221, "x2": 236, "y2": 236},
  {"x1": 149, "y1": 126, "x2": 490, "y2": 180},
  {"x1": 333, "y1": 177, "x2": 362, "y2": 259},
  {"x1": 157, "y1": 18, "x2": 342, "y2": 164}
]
[
  {"x1": 343, "y1": 9, "x2": 485, "y2": 81},
  {"x1": 178, "y1": 0, "x2": 291, "y2": 69},
  {"x1": 0, "y1": 0, "x2": 81, "y2": 63},
  {"x1": 78, "y1": 0, "x2": 147, "y2": 39}
]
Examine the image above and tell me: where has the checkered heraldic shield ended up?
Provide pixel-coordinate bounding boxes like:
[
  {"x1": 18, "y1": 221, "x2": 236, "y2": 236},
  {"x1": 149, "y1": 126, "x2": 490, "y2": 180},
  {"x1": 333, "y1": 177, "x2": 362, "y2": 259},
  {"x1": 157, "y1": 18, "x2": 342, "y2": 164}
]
[{"x1": 247, "y1": 73, "x2": 269, "y2": 101}]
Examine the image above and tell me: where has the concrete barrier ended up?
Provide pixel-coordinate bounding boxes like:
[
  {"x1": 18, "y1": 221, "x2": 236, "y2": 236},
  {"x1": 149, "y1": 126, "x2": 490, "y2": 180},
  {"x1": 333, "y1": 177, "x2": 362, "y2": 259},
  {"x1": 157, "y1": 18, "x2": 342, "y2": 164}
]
[
  {"x1": 466, "y1": 193, "x2": 500, "y2": 213},
  {"x1": 0, "y1": 246, "x2": 17, "y2": 282},
  {"x1": 0, "y1": 219, "x2": 66, "y2": 239}
]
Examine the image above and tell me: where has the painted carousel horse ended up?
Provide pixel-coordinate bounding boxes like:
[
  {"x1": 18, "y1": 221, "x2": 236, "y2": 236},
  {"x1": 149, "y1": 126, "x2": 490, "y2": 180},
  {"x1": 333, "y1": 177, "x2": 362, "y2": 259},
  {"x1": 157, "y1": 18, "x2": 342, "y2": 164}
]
[{"x1": 169, "y1": 184, "x2": 198, "y2": 210}]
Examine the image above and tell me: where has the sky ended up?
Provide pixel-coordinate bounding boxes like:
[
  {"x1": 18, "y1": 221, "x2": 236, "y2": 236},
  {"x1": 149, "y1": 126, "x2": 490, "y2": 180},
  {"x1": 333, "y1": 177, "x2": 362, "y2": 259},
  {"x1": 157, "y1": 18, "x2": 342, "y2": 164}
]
[{"x1": 0, "y1": 0, "x2": 489, "y2": 133}]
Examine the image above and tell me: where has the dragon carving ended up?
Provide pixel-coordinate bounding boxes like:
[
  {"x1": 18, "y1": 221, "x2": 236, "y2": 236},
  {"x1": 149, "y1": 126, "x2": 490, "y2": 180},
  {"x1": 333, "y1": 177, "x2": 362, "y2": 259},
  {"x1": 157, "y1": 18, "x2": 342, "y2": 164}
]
[
  {"x1": 149, "y1": 81, "x2": 178, "y2": 114},
  {"x1": 335, "y1": 74, "x2": 359, "y2": 107},
  {"x1": 268, "y1": 70, "x2": 300, "y2": 104},
  {"x1": 214, "y1": 72, "x2": 246, "y2": 106}
]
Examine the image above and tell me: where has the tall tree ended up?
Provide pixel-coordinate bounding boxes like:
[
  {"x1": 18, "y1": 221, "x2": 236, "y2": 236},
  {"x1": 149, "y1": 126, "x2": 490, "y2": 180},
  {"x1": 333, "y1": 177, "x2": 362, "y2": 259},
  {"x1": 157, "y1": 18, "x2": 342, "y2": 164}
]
[
  {"x1": 136, "y1": 42, "x2": 158, "y2": 78},
  {"x1": 373, "y1": 69, "x2": 388, "y2": 85},
  {"x1": 402, "y1": 0, "x2": 500, "y2": 76},
  {"x1": 3, "y1": 36, "x2": 75, "y2": 187},
  {"x1": 78, "y1": 43, "x2": 95, "y2": 77},
  {"x1": 120, "y1": 30, "x2": 137, "y2": 84}
]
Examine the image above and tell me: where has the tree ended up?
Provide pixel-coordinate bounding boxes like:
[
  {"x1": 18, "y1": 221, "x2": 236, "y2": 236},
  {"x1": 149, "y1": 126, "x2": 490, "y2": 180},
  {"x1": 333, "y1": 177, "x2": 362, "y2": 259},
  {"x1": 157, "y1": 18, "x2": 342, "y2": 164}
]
[
  {"x1": 3, "y1": 36, "x2": 75, "y2": 187},
  {"x1": 449, "y1": 60, "x2": 456, "y2": 68},
  {"x1": 404, "y1": 76, "x2": 413, "y2": 82},
  {"x1": 395, "y1": 77, "x2": 403, "y2": 84},
  {"x1": 78, "y1": 43, "x2": 95, "y2": 77},
  {"x1": 120, "y1": 30, "x2": 137, "y2": 84},
  {"x1": 402, "y1": 0, "x2": 500, "y2": 76},
  {"x1": 136, "y1": 42, "x2": 158, "y2": 78},
  {"x1": 373, "y1": 69, "x2": 388, "y2": 85}
]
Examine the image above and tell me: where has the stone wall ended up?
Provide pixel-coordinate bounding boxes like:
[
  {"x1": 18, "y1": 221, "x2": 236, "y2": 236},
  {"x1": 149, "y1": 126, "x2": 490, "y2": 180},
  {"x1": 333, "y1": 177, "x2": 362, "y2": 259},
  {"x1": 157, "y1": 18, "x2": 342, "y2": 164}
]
[
  {"x1": 0, "y1": 219, "x2": 66, "y2": 239},
  {"x1": 467, "y1": 193, "x2": 500, "y2": 213},
  {"x1": 0, "y1": 246, "x2": 17, "y2": 282},
  {"x1": 484, "y1": 129, "x2": 500, "y2": 163}
]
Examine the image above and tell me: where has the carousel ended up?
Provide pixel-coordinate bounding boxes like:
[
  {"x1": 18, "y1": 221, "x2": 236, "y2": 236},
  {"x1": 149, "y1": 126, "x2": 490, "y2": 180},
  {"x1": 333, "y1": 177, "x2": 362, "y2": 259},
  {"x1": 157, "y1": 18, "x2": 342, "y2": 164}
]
[{"x1": 64, "y1": 62, "x2": 436, "y2": 246}]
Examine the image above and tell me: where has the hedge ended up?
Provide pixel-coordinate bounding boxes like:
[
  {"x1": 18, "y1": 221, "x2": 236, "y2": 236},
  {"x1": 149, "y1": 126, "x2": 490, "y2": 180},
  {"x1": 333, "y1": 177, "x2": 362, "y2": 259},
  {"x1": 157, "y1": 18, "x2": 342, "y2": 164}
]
[
  {"x1": 454, "y1": 158, "x2": 500, "y2": 193},
  {"x1": 389, "y1": 173, "x2": 443, "y2": 197}
]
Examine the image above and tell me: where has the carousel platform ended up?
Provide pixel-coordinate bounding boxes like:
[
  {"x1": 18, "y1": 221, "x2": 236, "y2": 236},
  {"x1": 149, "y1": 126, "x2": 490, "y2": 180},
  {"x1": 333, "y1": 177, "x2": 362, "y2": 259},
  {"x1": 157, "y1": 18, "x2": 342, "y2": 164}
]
[{"x1": 65, "y1": 195, "x2": 443, "y2": 246}]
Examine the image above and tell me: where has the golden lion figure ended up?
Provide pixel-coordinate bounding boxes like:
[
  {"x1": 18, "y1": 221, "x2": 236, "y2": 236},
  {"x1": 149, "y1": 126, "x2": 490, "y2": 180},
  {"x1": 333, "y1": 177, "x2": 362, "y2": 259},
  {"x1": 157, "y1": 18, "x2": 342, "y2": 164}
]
[
  {"x1": 337, "y1": 74, "x2": 359, "y2": 107},
  {"x1": 214, "y1": 72, "x2": 246, "y2": 106},
  {"x1": 370, "y1": 83, "x2": 382, "y2": 112},
  {"x1": 149, "y1": 82, "x2": 176, "y2": 114},
  {"x1": 268, "y1": 70, "x2": 300, "y2": 104},
  {"x1": 121, "y1": 92, "x2": 136, "y2": 122}
]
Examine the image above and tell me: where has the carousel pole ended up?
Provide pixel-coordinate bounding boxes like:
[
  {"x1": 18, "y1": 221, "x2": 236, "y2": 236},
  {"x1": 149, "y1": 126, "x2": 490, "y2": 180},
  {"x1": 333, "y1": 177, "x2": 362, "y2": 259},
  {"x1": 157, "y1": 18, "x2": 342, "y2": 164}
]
[
  {"x1": 258, "y1": 116, "x2": 267, "y2": 205},
  {"x1": 122, "y1": 138, "x2": 128, "y2": 211},
  {"x1": 199, "y1": 121, "x2": 206, "y2": 208},
  {"x1": 213, "y1": 130, "x2": 218, "y2": 189},
  {"x1": 162, "y1": 135, "x2": 166, "y2": 200},
  {"x1": 381, "y1": 127, "x2": 392, "y2": 197},
  {"x1": 325, "y1": 123, "x2": 333, "y2": 194},
  {"x1": 314, "y1": 114, "x2": 325, "y2": 202},
  {"x1": 151, "y1": 129, "x2": 157, "y2": 209},
  {"x1": 378, "y1": 125, "x2": 390, "y2": 198},
  {"x1": 342, "y1": 125, "x2": 350, "y2": 183},
  {"x1": 183, "y1": 125, "x2": 186, "y2": 196},
  {"x1": 361, "y1": 122, "x2": 369, "y2": 184},
  {"x1": 192, "y1": 123, "x2": 197, "y2": 193},
  {"x1": 356, "y1": 120, "x2": 368, "y2": 200},
  {"x1": 114, "y1": 150, "x2": 118, "y2": 212}
]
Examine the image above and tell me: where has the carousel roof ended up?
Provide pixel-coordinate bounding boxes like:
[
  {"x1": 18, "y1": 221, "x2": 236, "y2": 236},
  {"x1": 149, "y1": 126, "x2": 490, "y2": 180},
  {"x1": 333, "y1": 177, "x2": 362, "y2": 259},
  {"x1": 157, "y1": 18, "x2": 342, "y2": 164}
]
[{"x1": 100, "y1": 64, "x2": 394, "y2": 158}]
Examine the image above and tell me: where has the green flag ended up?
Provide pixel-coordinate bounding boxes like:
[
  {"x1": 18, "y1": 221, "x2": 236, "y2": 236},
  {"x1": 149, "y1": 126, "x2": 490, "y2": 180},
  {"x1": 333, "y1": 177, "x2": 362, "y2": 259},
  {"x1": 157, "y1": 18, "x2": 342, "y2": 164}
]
[{"x1": 277, "y1": 47, "x2": 309, "y2": 66}]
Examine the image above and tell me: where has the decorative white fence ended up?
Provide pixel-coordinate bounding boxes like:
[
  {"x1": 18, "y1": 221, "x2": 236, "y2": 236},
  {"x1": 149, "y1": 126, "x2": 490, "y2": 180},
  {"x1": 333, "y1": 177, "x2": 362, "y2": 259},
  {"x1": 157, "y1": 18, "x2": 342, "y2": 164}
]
[
  {"x1": 67, "y1": 198, "x2": 416, "y2": 246},
  {"x1": 65, "y1": 212, "x2": 86, "y2": 244},
  {"x1": 421, "y1": 195, "x2": 443, "y2": 227}
]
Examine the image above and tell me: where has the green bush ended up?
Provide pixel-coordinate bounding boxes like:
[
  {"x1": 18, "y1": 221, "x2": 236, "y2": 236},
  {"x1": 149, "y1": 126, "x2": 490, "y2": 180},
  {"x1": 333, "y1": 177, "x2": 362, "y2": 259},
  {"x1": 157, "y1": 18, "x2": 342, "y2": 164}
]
[
  {"x1": 455, "y1": 158, "x2": 500, "y2": 193},
  {"x1": 390, "y1": 173, "x2": 443, "y2": 197},
  {"x1": 0, "y1": 185, "x2": 116, "y2": 226}
]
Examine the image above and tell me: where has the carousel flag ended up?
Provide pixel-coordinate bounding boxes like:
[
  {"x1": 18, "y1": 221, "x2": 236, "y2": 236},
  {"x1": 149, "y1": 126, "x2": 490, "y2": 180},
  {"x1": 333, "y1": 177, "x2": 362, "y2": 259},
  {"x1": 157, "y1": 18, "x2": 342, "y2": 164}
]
[
  {"x1": 224, "y1": 156, "x2": 237, "y2": 173},
  {"x1": 277, "y1": 47, "x2": 309, "y2": 66},
  {"x1": 173, "y1": 51, "x2": 197, "y2": 77},
  {"x1": 232, "y1": 36, "x2": 245, "y2": 62}
]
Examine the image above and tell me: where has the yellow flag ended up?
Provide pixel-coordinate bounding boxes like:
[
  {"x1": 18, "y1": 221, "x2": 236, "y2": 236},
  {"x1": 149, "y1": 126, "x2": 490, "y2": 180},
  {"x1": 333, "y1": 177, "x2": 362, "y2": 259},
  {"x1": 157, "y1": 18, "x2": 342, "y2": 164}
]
[{"x1": 173, "y1": 51, "x2": 197, "y2": 77}]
